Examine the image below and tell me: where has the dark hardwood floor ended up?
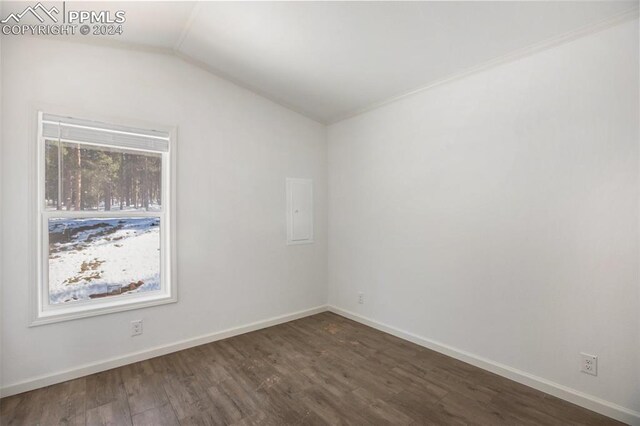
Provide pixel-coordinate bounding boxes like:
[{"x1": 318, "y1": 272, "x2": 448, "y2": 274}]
[{"x1": 0, "y1": 312, "x2": 623, "y2": 425}]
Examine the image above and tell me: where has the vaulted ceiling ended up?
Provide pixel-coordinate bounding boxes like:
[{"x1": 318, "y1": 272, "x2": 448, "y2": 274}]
[{"x1": 5, "y1": 1, "x2": 639, "y2": 123}]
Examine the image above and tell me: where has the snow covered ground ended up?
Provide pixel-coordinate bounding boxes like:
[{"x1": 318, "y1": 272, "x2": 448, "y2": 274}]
[{"x1": 48, "y1": 217, "x2": 160, "y2": 304}]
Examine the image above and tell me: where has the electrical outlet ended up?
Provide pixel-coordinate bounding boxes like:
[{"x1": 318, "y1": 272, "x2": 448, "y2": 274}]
[
  {"x1": 358, "y1": 292, "x2": 364, "y2": 304},
  {"x1": 580, "y1": 353, "x2": 597, "y2": 376},
  {"x1": 131, "y1": 320, "x2": 143, "y2": 336}
]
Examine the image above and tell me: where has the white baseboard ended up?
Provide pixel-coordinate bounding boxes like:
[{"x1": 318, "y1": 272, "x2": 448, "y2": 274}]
[
  {"x1": 0, "y1": 305, "x2": 328, "y2": 398},
  {"x1": 328, "y1": 305, "x2": 640, "y2": 426}
]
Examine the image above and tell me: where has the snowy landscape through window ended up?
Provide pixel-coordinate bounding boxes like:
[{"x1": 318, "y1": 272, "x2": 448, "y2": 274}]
[{"x1": 48, "y1": 217, "x2": 161, "y2": 304}]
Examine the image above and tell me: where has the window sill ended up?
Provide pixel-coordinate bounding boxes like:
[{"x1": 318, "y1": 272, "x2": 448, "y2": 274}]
[{"x1": 30, "y1": 292, "x2": 177, "y2": 326}]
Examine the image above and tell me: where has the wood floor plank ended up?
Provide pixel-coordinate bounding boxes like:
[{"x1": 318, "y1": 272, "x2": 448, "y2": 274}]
[
  {"x1": 163, "y1": 375, "x2": 210, "y2": 420},
  {"x1": 39, "y1": 378, "x2": 87, "y2": 426},
  {"x1": 86, "y1": 368, "x2": 128, "y2": 410},
  {"x1": 0, "y1": 387, "x2": 49, "y2": 425},
  {"x1": 86, "y1": 399, "x2": 133, "y2": 426},
  {"x1": 131, "y1": 403, "x2": 179, "y2": 426},
  {"x1": 123, "y1": 373, "x2": 170, "y2": 416},
  {"x1": 0, "y1": 312, "x2": 625, "y2": 425},
  {"x1": 0, "y1": 395, "x2": 22, "y2": 426}
]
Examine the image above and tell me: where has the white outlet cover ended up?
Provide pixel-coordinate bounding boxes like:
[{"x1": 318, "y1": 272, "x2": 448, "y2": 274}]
[
  {"x1": 580, "y1": 353, "x2": 597, "y2": 376},
  {"x1": 131, "y1": 320, "x2": 143, "y2": 336}
]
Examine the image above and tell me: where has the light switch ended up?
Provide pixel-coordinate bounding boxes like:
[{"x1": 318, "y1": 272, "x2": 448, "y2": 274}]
[{"x1": 286, "y1": 178, "x2": 313, "y2": 244}]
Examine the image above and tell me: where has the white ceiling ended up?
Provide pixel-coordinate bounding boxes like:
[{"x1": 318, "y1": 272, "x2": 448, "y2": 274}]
[{"x1": 8, "y1": 1, "x2": 640, "y2": 123}]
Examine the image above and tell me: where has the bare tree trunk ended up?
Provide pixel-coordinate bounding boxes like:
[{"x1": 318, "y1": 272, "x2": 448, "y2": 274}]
[
  {"x1": 63, "y1": 148, "x2": 72, "y2": 210},
  {"x1": 74, "y1": 145, "x2": 82, "y2": 210},
  {"x1": 56, "y1": 142, "x2": 62, "y2": 211},
  {"x1": 104, "y1": 184, "x2": 112, "y2": 211},
  {"x1": 120, "y1": 152, "x2": 125, "y2": 210},
  {"x1": 132, "y1": 179, "x2": 137, "y2": 209},
  {"x1": 126, "y1": 161, "x2": 131, "y2": 208},
  {"x1": 143, "y1": 157, "x2": 149, "y2": 210}
]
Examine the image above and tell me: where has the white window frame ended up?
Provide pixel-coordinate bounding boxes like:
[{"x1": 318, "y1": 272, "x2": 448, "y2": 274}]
[{"x1": 31, "y1": 110, "x2": 177, "y2": 326}]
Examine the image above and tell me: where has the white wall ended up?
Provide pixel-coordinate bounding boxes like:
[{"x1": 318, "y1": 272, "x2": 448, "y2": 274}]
[
  {"x1": 0, "y1": 36, "x2": 327, "y2": 389},
  {"x1": 328, "y1": 19, "x2": 639, "y2": 416}
]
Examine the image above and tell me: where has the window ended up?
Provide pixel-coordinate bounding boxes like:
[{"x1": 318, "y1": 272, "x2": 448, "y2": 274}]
[{"x1": 33, "y1": 112, "x2": 176, "y2": 325}]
